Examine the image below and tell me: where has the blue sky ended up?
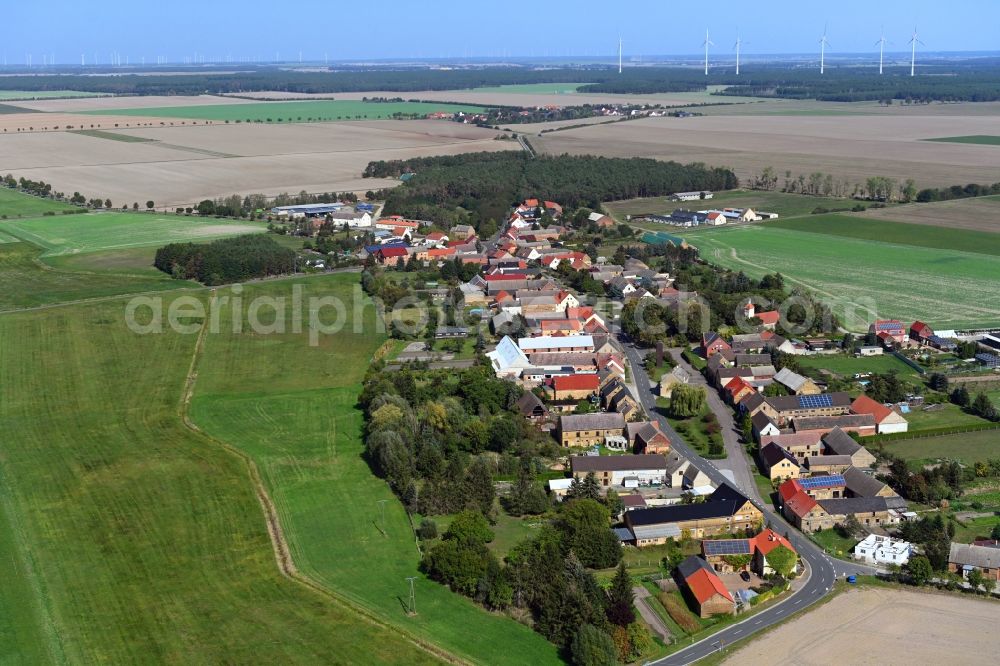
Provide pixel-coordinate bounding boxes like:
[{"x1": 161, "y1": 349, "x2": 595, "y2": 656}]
[{"x1": 5, "y1": 0, "x2": 999, "y2": 64}]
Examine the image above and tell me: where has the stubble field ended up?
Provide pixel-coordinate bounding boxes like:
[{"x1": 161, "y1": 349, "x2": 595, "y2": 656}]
[
  {"x1": 721, "y1": 587, "x2": 1000, "y2": 666},
  {"x1": 532, "y1": 113, "x2": 1000, "y2": 188},
  {"x1": 856, "y1": 195, "x2": 1000, "y2": 233},
  {"x1": 1, "y1": 119, "x2": 510, "y2": 207}
]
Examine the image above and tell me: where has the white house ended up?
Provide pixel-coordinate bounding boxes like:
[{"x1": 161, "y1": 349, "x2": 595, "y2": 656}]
[
  {"x1": 853, "y1": 534, "x2": 912, "y2": 566},
  {"x1": 486, "y1": 336, "x2": 532, "y2": 379}
]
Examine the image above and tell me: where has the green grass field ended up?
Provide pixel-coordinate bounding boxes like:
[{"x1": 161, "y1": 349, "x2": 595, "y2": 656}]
[
  {"x1": 0, "y1": 90, "x2": 106, "y2": 100},
  {"x1": 0, "y1": 242, "x2": 189, "y2": 311},
  {"x1": 883, "y1": 428, "x2": 1000, "y2": 465},
  {"x1": 685, "y1": 224, "x2": 1000, "y2": 330},
  {"x1": 0, "y1": 187, "x2": 80, "y2": 218},
  {"x1": 925, "y1": 135, "x2": 1000, "y2": 146},
  {"x1": 82, "y1": 100, "x2": 487, "y2": 123},
  {"x1": 767, "y1": 214, "x2": 1000, "y2": 258},
  {"x1": 904, "y1": 404, "x2": 992, "y2": 431},
  {"x1": 0, "y1": 212, "x2": 266, "y2": 256},
  {"x1": 0, "y1": 291, "x2": 439, "y2": 664},
  {"x1": 188, "y1": 276, "x2": 560, "y2": 665},
  {"x1": 796, "y1": 353, "x2": 920, "y2": 379}
]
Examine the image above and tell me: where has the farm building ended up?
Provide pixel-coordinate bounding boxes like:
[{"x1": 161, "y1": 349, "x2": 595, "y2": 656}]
[
  {"x1": 670, "y1": 191, "x2": 714, "y2": 202},
  {"x1": 948, "y1": 543, "x2": 1000, "y2": 581},
  {"x1": 850, "y1": 395, "x2": 908, "y2": 434},
  {"x1": 569, "y1": 454, "x2": 667, "y2": 488},
  {"x1": 557, "y1": 412, "x2": 626, "y2": 448},
  {"x1": 676, "y1": 556, "x2": 734, "y2": 618},
  {"x1": 623, "y1": 484, "x2": 762, "y2": 544}
]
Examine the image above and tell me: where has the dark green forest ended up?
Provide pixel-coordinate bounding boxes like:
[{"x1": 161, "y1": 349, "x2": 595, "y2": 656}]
[
  {"x1": 154, "y1": 235, "x2": 295, "y2": 284},
  {"x1": 365, "y1": 152, "x2": 738, "y2": 232}
]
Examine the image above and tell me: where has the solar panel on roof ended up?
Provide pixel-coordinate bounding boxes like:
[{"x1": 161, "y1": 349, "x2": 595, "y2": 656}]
[
  {"x1": 704, "y1": 539, "x2": 751, "y2": 556},
  {"x1": 798, "y1": 394, "x2": 833, "y2": 409},
  {"x1": 799, "y1": 474, "x2": 846, "y2": 489}
]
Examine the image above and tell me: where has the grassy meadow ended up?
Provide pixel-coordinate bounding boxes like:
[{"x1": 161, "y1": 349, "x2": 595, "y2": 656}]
[
  {"x1": 0, "y1": 242, "x2": 188, "y2": 311},
  {"x1": 188, "y1": 276, "x2": 561, "y2": 665},
  {"x1": 0, "y1": 212, "x2": 265, "y2": 256},
  {"x1": 0, "y1": 291, "x2": 440, "y2": 664},
  {"x1": 83, "y1": 100, "x2": 487, "y2": 123},
  {"x1": 681, "y1": 223, "x2": 1000, "y2": 331},
  {"x1": 882, "y1": 429, "x2": 1000, "y2": 466},
  {"x1": 0, "y1": 187, "x2": 80, "y2": 218}
]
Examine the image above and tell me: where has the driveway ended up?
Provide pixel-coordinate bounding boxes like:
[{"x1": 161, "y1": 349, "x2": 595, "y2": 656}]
[
  {"x1": 669, "y1": 348, "x2": 762, "y2": 505},
  {"x1": 633, "y1": 585, "x2": 672, "y2": 643}
]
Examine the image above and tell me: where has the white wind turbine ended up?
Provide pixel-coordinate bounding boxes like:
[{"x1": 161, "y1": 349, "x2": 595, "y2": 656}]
[
  {"x1": 734, "y1": 32, "x2": 746, "y2": 76},
  {"x1": 908, "y1": 27, "x2": 924, "y2": 77},
  {"x1": 875, "y1": 28, "x2": 889, "y2": 74},
  {"x1": 819, "y1": 25, "x2": 830, "y2": 74},
  {"x1": 703, "y1": 29, "x2": 714, "y2": 75},
  {"x1": 618, "y1": 34, "x2": 623, "y2": 74}
]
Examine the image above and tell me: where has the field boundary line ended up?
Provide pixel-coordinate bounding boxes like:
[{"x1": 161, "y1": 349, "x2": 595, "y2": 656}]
[{"x1": 176, "y1": 298, "x2": 469, "y2": 666}]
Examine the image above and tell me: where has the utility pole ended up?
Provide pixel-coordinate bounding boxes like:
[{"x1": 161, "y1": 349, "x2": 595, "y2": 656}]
[
  {"x1": 377, "y1": 499, "x2": 388, "y2": 536},
  {"x1": 406, "y1": 577, "x2": 417, "y2": 614}
]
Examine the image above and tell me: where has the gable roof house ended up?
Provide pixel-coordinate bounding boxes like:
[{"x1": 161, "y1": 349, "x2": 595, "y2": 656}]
[
  {"x1": 773, "y1": 368, "x2": 821, "y2": 395},
  {"x1": 910, "y1": 320, "x2": 934, "y2": 342},
  {"x1": 759, "y1": 442, "x2": 802, "y2": 481},
  {"x1": 627, "y1": 421, "x2": 671, "y2": 455},
  {"x1": 702, "y1": 332, "x2": 732, "y2": 359},
  {"x1": 624, "y1": 484, "x2": 762, "y2": 544},
  {"x1": 558, "y1": 412, "x2": 626, "y2": 448},
  {"x1": 869, "y1": 319, "x2": 908, "y2": 346},
  {"x1": 550, "y1": 373, "x2": 600, "y2": 404},
  {"x1": 486, "y1": 336, "x2": 532, "y2": 379},
  {"x1": 515, "y1": 391, "x2": 548, "y2": 421},
  {"x1": 948, "y1": 542, "x2": 1000, "y2": 581},
  {"x1": 659, "y1": 365, "x2": 692, "y2": 399},
  {"x1": 792, "y1": 414, "x2": 877, "y2": 438},
  {"x1": 822, "y1": 428, "x2": 877, "y2": 469},
  {"x1": 570, "y1": 454, "x2": 667, "y2": 488},
  {"x1": 676, "y1": 556, "x2": 734, "y2": 618},
  {"x1": 851, "y1": 395, "x2": 909, "y2": 434}
]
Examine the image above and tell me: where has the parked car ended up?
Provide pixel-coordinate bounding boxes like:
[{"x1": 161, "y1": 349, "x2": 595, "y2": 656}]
[{"x1": 740, "y1": 571, "x2": 751, "y2": 582}]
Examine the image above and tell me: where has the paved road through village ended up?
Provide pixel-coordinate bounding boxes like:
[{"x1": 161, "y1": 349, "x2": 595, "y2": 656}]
[{"x1": 619, "y1": 339, "x2": 876, "y2": 665}]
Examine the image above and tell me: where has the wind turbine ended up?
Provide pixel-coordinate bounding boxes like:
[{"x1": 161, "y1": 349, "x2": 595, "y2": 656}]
[
  {"x1": 702, "y1": 29, "x2": 714, "y2": 76},
  {"x1": 618, "y1": 34, "x2": 622, "y2": 74},
  {"x1": 908, "y1": 27, "x2": 923, "y2": 77},
  {"x1": 819, "y1": 25, "x2": 830, "y2": 74},
  {"x1": 875, "y1": 28, "x2": 888, "y2": 74},
  {"x1": 734, "y1": 32, "x2": 745, "y2": 76}
]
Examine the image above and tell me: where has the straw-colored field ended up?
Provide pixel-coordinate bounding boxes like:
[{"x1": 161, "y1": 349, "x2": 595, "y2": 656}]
[
  {"x1": 0, "y1": 112, "x2": 181, "y2": 133},
  {"x1": 0, "y1": 120, "x2": 510, "y2": 207},
  {"x1": 12, "y1": 94, "x2": 246, "y2": 112},
  {"x1": 532, "y1": 113, "x2": 1000, "y2": 188},
  {"x1": 722, "y1": 587, "x2": 1000, "y2": 666},
  {"x1": 856, "y1": 195, "x2": 1000, "y2": 233}
]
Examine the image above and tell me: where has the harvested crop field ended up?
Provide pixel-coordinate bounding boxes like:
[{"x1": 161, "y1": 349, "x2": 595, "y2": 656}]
[
  {"x1": 721, "y1": 587, "x2": 1000, "y2": 666},
  {"x1": 532, "y1": 114, "x2": 1000, "y2": 188},
  {"x1": 0, "y1": 112, "x2": 184, "y2": 133},
  {"x1": 12, "y1": 94, "x2": 246, "y2": 112},
  {"x1": 0, "y1": 120, "x2": 511, "y2": 207},
  {"x1": 856, "y1": 196, "x2": 1000, "y2": 233}
]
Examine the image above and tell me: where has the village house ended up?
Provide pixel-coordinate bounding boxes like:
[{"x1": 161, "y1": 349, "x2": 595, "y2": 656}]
[
  {"x1": 450, "y1": 224, "x2": 475, "y2": 239},
  {"x1": 758, "y1": 392, "x2": 853, "y2": 424},
  {"x1": 659, "y1": 365, "x2": 692, "y2": 399},
  {"x1": 772, "y1": 368, "x2": 821, "y2": 395},
  {"x1": 869, "y1": 319, "x2": 908, "y2": 347},
  {"x1": 515, "y1": 391, "x2": 548, "y2": 421},
  {"x1": 792, "y1": 414, "x2": 877, "y2": 438},
  {"x1": 557, "y1": 412, "x2": 627, "y2": 447},
  {"x1": 701, "y1": 332, "x2": 732, "y2": 359},
  {"x1": 601, "y1": 378, "x2": 641, "y2": 421},
  {"x1": 948, "y1": 542, "x2": 1000, "y2": 582},
  {"x1": 760, "y1": 432, "x2": 824, "y2": 463},
  {"x1": 759, "y1": 442, "x2": 802, "y2": 481},
  {"x1": 569, "y1": 454, "x2": 667, "y2": 488},
  {"x1": 702, "y1": 528, "x2": 798, "y2": 576},
  {"x1": 821, "y1": 428, "x2": 877, "y2": 468},
  {"x1": 518, "y1": 335, "x2": 594, "y2": 356},
  {"x1": 548, "y1": 374, "x2": 600, "y2": 407},
  {"x1": 623, "y1": 484, "x2": 762, "y2": 544},
  {"x1": 588, "y1": 211, "x2": 616, "y2": 228},
  {"x1": 850, "y1": 395, "x2": 909, "y2": 434},
  {"x1": 676, "y1": 556, "x2": 734, "y2": 618},
  {"x1": 627, "y1": 421, "x2": 671, "y2": 455},
  {"x1": 854, "y1": 534, "x2": 912, "y2": 566}
]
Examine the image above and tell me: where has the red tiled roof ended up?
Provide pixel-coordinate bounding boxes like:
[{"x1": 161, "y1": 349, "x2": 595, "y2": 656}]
[
  {"x1": 426, "y1": 231, "x2": 447, "y2": 240},
  {"x1": 751, "y1": 528, "x2": 797, "y2": 557},
  {"x1": 686, "y1": 568, "x2": 733, "y2": 604},
  {"x1": 484, "y1": 273, "x2": 528, "y2": 281},
  {"x1": 524, "y1": 198, "x2": 539, "y2": 207},
  {"x1": 377, "y1": 247, "x2": 408, "y2": 258},
  {"x1": 785, "y1": 491, "x2": 818, "y2": 518},
  {"x1": 756, "y1": 311, "x2": 780, "y2": 326},
  {"x1": 778, "y1": 478, "x2": 803, "y2": 503},
  {"x1": 553, "y1": 374, "x2": 600, "y2": 392},
  {"x1": 541, "y1": 319, "x2": 583, "y2": 332},
  {"x1": 851, "y1": 395, "x2": 894, "y2": 424},
  {"x1": 427, "y1": 247, "x2": 455, "y2": 257}
]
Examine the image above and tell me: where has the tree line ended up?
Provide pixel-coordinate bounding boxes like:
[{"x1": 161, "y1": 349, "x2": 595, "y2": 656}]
[{"x1": 153, "y1": 235, "x2": 295, "y2": 284}]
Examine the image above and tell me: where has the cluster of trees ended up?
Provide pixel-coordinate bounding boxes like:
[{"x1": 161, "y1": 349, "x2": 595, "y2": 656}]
[
  {"x1": 190, "y1": 189, "x2": 361, "y2": 220},
  {"x1": 915, "y1": 181, "x2": 1000, "y2": 203},
  {"x1": 668, "y1": 385, "x2": 707, "y2": 418},
  {"x1": 363, "y1": 152, "x2": 737, "y2": 236},
  {"x1": 865, "y1": 371, "x2": 912, "y2": 404},
  {"x1": 360, "y1": 364, "x2": 555, "y2": 515},
  {"x1": 882, "y1": 453, "x2": 963, "y2": 505},
  {"x1": 897, "y1": 514, "x2": 953, "y2": 570},
  {"x1": 950, "y1": 386, "x2": 1000, "y2": 421},
  {"x1": 153, "y1": 235, "x2": 295, "y2": 284}
]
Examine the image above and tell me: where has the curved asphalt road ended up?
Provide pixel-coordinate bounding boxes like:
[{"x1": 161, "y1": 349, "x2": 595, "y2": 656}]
[{"x1": 619, "y1": 339, "x2": 876, "y2": 665}]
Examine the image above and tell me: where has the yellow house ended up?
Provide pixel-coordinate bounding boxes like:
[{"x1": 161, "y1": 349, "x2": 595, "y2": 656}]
[{"x1": 759, "y1": 442, "x2": 801, "y2": 482}]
